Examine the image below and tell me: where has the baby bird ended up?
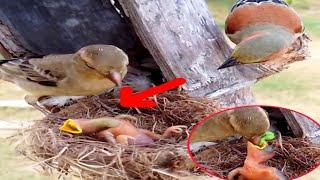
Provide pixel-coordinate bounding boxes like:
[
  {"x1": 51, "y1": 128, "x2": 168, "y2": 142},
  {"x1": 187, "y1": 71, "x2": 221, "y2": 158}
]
[
  {"x1": 0, "y1": 44, "x2": 128, "y2": 113},
  {"x1": 218, "y1": 0, "x2": 303, "y2": 69},
  {"x1": 228, "y1": 141, "x2": 286, "y2": 180},
  {"x1": 60, "y1": 115, "x2": 186, "y2": 146},
  {"x1": 190, "y1": 107, "x2": 270, "y2": 146}
]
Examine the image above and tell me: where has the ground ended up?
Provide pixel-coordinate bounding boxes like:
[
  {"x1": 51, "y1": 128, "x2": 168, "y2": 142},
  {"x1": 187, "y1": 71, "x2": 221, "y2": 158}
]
[{"x1": 0, "y1": 0, "x2": 319, "y2": 179}]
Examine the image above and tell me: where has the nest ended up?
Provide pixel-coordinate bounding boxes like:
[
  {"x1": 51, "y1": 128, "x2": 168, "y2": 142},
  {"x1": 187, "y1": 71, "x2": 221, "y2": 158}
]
[
  {"x1": 14, "y1": 91, "x2": 218, "y2": 179},
  {"x1": 193, "y1": 137, "x2": 320, "y2": 179}
]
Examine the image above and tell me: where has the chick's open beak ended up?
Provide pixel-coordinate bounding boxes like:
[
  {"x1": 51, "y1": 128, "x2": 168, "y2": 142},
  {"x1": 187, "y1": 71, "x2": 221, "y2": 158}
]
[{"x1": 107, "y1": 71, "x2": 122, "y2": 87}]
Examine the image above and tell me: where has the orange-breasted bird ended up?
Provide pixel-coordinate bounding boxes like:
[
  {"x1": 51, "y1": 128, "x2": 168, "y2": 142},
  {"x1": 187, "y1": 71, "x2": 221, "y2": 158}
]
[{"x1": 218, "y1": 0, "x2": 303, "y2": 69}]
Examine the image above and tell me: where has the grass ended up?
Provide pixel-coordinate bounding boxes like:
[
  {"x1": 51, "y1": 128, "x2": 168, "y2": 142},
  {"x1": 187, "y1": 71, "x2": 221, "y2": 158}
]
[
  {"x1": 0, "y1": 107, "x2": 43, "y2": 121},
  {"x1": 0, "y1": 81, "x2": 26, "y2": 100},
  {"x1": 254, "y1": 42, "x2": 320, "y2": 120},
  {"x1": 0, "y1": 139, "x2": 48, "y2": 180}
]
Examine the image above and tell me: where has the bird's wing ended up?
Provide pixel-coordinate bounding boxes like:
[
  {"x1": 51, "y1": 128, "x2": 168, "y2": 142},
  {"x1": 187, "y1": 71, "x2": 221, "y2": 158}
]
[
  {"x1": 0, "y1": 55, "x2": 71, "y2": 86},
  {"x1": 226, "y1": 0, "x2": 303, "y2": 35}
]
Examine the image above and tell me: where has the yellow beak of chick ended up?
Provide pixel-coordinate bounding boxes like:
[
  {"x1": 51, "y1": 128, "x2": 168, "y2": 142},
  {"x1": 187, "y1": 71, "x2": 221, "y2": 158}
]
[{"x1": 60, "y1": 119, "x2": 83, "y2": 134}]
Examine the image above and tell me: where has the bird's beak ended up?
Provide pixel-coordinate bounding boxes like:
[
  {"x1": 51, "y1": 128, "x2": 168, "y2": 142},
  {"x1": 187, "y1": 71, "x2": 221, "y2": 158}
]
[
  {"x1": 249, "y1": 136, "x2": 262, "y2": 146},
  {"x1": 107, "y1": 71, "x2": 122, "y2": 87},
  {"x1": 249, "y1": 136, "x2": 268, "y2": 150},
  {"x1": 218, "y1": 57, "x2": 240, "y2": 70}
]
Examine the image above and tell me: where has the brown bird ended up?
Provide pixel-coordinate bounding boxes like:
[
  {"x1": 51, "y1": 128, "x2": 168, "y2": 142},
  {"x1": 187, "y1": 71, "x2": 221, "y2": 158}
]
[
  {"x1": 218, "y1": 0, "x2": 303, "y2": 69},
  {"x1": 190, "y1": 107, "x2": 270, "y2": 145},
  {"x1": 0, "y1": 44, "x2": 128, "y2": 113}
]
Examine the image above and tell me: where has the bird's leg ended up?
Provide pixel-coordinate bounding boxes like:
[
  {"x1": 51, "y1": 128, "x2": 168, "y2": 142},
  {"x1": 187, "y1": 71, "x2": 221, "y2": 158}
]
[
  {"x1": 137, "y1": 129, "x2": 161, "y2": 140},
  {"x1": 138, "y1": 125, "x2": 187, "y2": 140},
  {"x1": 96, "y1": 130, "x2": 117, "y2": 144},
  {"x1": 39, "y1": 96, "x2": 85, "y2": 107},
  {"x1": 24, "y1": 95, "x2": 51, "y2": 115},
  {"x1": 39, "y1": 96, "x2": 85, "y2": 113}
]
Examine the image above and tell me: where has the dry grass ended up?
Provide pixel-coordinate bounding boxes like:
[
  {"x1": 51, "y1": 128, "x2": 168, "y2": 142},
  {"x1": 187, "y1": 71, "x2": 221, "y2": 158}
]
[
  {"x1": 14, "y1": 92, "x2": 218, "y2": 179},
  {"x1": 193, "y1": 137, "x2": 320, "y2": 179}
]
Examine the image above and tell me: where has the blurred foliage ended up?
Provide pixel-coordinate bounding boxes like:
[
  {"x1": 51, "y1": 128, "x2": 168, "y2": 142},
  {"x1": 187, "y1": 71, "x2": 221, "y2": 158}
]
[{"x1": 0, "y1": 139, "x2": 48, "y2": 180}]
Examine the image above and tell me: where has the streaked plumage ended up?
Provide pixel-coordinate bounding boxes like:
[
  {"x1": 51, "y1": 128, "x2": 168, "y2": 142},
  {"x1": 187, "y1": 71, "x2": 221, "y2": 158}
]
[{"x1": 0, "y1": 44, "x2": 128, "y2": 113}]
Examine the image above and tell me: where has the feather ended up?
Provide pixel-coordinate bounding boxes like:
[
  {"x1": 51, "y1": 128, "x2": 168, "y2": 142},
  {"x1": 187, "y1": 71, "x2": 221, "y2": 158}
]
[{"x1": 0, "y1": 58, "x2": 64, "y2": 86}]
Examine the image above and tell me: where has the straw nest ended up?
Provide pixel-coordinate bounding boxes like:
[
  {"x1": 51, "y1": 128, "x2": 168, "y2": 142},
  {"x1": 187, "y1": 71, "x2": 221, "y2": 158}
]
[
  {"x1": 193, "y1": 137, "x2": 320, "y2": 179},
  {"x1": 14, "y1": 91, "x2": 218, "y2": 179}
]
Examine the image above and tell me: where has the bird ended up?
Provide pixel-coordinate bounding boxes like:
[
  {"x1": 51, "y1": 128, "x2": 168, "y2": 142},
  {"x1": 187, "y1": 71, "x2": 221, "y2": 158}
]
[
  {"x1": 218, "y1": 0, "x2": 303, "y2": 69},
  {"x1": 228, "y1": 141, "x2": 286, "y2": 180},
  {"x1": 59, "y1": 115, "x2": 187, "y2": 146},
  {"x1": 190, "y1": 107, "x2": 270, "y2": 146},
  {"x1": 0, "y1": 44, "x2": 129, "y2": 113}
]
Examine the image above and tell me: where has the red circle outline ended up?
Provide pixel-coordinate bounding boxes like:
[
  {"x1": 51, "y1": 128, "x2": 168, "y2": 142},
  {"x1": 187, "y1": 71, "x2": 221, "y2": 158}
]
[{"x1": 186, "y1": 105, "x2": 320, "y2": 180}]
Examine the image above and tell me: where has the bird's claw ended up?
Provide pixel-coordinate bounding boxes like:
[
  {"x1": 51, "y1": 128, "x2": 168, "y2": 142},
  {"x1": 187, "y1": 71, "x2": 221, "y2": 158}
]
[{"x1": 163, "y1": 125, "x2": 187, "y2": 138}]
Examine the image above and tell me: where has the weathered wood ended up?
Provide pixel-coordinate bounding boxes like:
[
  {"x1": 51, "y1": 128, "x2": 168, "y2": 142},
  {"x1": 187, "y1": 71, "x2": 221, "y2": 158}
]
[
  {"x1": 0, "y1": 42, "x2": 11, "y2": 58},
  {"x1": 238, "y1": 34, "x2": 310, "y2": 80},
  {"x1": 280, "y1": 109, "x2": 306, "y2": 138},
  {"x1": 0, "y1": 0, "x2": 310, "y2": 107},
  {"x1": 118, "y1": 0, "x2": 256, "y2": 106},
  {"x1": 0, "y1": 21, "x2": 29, "y2": 57},
  {"x1": 0, "y1": 0, "x2": 140, "y2": 56},
  {"x1": 290, "y1": 111, "x2": 320, "y2": 144},
  {"x1": 278, "y1": 108, "x2": 320, "y2": 143},
  {"x1": 118, "y1": 0, "x2": 309, "y2": 106}
]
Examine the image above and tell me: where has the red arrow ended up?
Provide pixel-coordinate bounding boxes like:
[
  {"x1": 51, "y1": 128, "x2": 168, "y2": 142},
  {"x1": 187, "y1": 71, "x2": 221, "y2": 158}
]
[{"x1": 120, "y1": 78, "x2": 186, "y2": 108}]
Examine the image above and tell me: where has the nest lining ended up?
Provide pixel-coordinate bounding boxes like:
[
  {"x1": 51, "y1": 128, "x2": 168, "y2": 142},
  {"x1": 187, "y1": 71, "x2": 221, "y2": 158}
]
[
  {"x1": 14, "y1": 92, "x2": 218, "y2": 179},
  {"x1": 193, "y1": 137, "x2": 320, "y2": 179}
]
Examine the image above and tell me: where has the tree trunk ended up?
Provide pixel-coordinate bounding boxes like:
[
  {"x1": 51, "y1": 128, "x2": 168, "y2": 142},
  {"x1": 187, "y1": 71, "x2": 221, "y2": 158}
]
[
  {"x1": 118, "y1": 0, "x2": 309, "y2": 107},
  {"x1": 118, "y1": 0, "x2": 256, "y2": 107},
  {"x1": 0, "y1": 0, "x2": 309, "y2": 108}
]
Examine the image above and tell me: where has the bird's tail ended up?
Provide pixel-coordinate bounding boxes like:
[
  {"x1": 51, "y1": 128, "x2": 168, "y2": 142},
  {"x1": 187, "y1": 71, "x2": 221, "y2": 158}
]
[
  {"x1": 0, "y1": 58, "x2": 20, "y2": 81},
  {"x1": 218, "y1": 57, "x2": 240, "y2": 70},
  {"x1": 0, "y1": 60, "x2": 10, "y2": 79}
]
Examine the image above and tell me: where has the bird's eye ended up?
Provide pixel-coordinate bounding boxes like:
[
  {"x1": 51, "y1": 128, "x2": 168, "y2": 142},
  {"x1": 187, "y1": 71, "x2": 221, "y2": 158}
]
[{"x1": 84, "y1": 62, "x2": 95, "y2": 70}]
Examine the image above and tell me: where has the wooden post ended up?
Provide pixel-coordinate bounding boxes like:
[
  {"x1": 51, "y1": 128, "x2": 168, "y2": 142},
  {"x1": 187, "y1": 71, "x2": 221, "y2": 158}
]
[
  {"x1": 118, "y1": 0, "x2": 309, "y2": 107},
  {"x1": 280, "y1": 109, "x2": 320, "y2": 144},
  {"x1": 0, "y1": 0, "x2": 309, "y2": 107}
]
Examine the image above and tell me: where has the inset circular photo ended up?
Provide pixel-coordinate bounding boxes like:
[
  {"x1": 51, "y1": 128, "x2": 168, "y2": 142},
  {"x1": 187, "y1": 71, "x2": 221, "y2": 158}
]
[{"x1": 187, "y1": 106, "x2": 320, "y2": 180}]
